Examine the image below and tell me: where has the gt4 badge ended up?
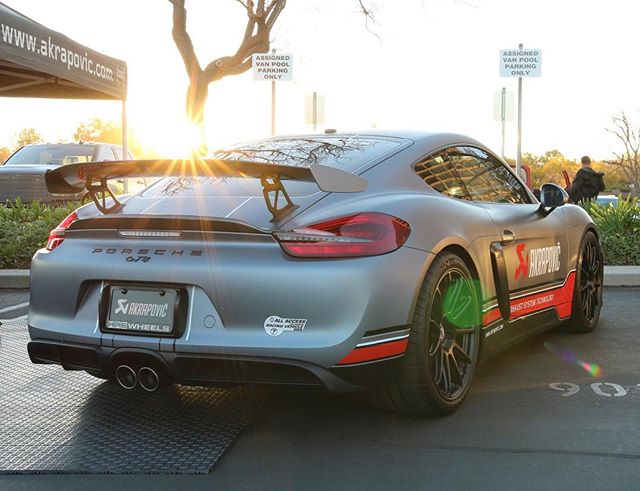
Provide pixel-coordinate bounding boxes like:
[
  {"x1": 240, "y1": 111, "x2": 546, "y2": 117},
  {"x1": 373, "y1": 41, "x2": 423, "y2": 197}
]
[{"x1": 264, "y1": 316, "x2": 307, "y2": 337}]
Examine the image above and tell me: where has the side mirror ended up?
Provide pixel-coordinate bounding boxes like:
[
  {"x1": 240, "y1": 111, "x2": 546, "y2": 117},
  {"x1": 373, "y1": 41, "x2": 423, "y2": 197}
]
[{"x1": 538, "y1": 183, "x2": 569, "y2": 216}]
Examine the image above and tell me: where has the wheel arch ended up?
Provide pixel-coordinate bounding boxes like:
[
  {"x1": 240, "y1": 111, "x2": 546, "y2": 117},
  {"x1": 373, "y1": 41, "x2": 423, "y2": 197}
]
[
  {"x1": 407, "y1": 241, "x2": 483, "y2": 336},
  {"x1": 574, "y1": 225, "x2": 600, "y2": 271},
  {"x1": 439, "y1": 244, "x2": 480, "y2": 281}
]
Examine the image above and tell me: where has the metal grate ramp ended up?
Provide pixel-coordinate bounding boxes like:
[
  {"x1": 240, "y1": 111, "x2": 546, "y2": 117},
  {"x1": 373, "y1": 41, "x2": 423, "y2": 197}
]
[{"x1": 0, "y1": 317, "x2": 262, "y2": 474}]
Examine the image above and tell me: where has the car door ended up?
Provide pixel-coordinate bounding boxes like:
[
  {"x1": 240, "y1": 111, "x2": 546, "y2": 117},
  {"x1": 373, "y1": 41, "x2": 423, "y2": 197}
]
[{"x1": 448, "y1": 146, "x2": 569, "y2": 297}]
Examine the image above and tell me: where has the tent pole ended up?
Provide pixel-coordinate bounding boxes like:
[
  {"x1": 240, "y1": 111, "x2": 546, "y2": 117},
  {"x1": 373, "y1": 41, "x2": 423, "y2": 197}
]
[{"x1": 122, "y1": 98, "x2": 128, "y2": 193}]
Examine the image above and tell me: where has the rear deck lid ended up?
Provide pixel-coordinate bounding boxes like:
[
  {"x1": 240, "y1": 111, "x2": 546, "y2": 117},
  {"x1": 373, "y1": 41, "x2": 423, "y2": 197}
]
[{"x1": 74, "y1": 135, "x2": 411, "y2": 230}]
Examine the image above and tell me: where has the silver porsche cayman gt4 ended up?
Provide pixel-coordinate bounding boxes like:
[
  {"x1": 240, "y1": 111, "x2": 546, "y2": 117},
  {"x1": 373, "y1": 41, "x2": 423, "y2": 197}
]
[{"x1": 27, "y1": 131, "x2": 602, "y2": 415}]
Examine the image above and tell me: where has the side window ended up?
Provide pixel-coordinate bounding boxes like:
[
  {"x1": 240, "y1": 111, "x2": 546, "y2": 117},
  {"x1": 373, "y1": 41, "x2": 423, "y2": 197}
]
[
  {"x1": 413, "y1": 149, "x2": 470, "y2": 200},
  {"x1": 453, "y1": 146, "x2": 529, "y2": 204},
  {"x1": 97, "y1": 146, "x2": 116, "y2": 161},
  {"x1": 414, "y1": 146, "x2": 530, "y2": 204},
  {"x1": 112, "y1": 147, "x2": 135, "y2": 160}
]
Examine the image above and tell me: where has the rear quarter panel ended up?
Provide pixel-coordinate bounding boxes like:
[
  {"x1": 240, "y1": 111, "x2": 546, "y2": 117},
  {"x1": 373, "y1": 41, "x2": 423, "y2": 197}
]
[
  {"x1": 558, "y1": 204, "x2": 598, "y2": 272},
  {"x1": 282, "y1": 151, "x2": 502, "y2": 318}
]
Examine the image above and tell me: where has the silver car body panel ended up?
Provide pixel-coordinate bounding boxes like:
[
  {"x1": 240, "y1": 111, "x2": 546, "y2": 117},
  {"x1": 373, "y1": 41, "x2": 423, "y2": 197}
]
[{"x1": 27, "y1": 131, "x2": 596, "y2": 389}]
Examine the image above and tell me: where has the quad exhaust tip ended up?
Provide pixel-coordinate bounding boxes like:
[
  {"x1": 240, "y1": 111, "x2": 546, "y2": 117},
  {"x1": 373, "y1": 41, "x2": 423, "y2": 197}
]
[
  {"x1": 115, "y1": 365, "x2": 137, "y2": 390},
  {"x1": 137, "y1": 366, "x2": 160, "y2": 392}
]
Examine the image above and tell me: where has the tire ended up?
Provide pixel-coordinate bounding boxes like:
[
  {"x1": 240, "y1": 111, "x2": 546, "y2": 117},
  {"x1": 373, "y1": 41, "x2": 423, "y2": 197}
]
[
  {"x1": 565, "y1": 230, "x2": 603, "y2": 333},
  {"x1": 373, "y1": 252, "x2": 481, "y2": 416}
]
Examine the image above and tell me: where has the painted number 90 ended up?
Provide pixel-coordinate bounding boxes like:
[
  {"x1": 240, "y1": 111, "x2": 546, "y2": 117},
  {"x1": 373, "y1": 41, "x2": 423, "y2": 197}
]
[{"x1": 549, "y1": 382, "x2": 629, "y2": 398}]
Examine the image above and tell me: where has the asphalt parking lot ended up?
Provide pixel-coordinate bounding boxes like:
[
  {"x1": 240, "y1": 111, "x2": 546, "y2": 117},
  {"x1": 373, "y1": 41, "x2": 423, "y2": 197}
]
[{"x1": 1, "y1": 288, "x2": 639, "y2": 491}]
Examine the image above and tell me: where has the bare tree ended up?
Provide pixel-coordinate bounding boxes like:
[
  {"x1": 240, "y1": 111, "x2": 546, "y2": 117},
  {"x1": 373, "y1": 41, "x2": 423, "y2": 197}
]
[
  {"x1": 169, "y1": 1, "x2": 377, "y2": 152},
  {"x1": 606, "y1": 112, "x2": 640, "y2": 196},
  {"x1": 169, "y1": 0, "x2": 286, "y2": 134}
]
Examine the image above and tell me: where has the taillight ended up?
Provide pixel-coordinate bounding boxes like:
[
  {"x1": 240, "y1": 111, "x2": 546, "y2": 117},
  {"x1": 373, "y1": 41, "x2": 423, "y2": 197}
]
[
  {"x1": 273, "y1": 212, "x2": 411, "y2": 258},
  {"x1": 46, "y1": 211, "x2": 78, "y2": 251}
]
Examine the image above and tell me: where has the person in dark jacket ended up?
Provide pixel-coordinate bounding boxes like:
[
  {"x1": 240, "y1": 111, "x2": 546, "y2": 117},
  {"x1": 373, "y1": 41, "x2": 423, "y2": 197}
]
[{"x1": 570, "y1": 156, "x2": 605, "y2": 202}]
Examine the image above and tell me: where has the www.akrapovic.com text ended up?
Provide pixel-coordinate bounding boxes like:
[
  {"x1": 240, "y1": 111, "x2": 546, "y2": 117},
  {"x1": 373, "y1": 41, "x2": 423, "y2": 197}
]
[{"x1": 1, "y1": 23, "x2": 115, "y2": 81}]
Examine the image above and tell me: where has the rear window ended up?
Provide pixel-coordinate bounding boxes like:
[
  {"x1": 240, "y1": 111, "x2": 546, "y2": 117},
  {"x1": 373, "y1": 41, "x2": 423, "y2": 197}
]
[
  {"x1": 3, "y1": 144, "x2": 95, "y2": 166},
  {"x1": 211, "y1": 136, "x2": 403, "y2": 172},
  {"x1": 142, "y1": 136, "x2": 404, "y2": 197}
]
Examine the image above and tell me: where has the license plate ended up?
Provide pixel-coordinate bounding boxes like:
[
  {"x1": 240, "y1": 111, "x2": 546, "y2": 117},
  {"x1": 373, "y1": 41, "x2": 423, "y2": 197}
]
[{"x1": 106, "y1": 287, "x2": 177, "y2": 335}]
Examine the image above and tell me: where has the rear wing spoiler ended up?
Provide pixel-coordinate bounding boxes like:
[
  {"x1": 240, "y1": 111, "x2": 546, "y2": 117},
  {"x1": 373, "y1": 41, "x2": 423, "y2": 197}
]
[{"x1": 45, "y1": 159, "x2": 368, "y2": 219}]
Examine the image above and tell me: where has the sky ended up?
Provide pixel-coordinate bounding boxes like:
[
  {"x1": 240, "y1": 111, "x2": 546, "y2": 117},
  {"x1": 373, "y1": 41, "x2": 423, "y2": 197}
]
[{"x1": 1, "y1": 0, "x2": 639, "y2": 160}]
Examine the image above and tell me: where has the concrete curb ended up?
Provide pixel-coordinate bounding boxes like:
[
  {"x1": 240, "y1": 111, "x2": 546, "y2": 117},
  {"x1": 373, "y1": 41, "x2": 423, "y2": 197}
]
[
  {"x1": 0, "y1": 270, "x2": 29, "y2": 289},
  {"x1": 602, "y1": 266, "x2": 640, "y2": 287},
  {"x1": 1, "y1": 266, "x2": 640, "y2": 289}
]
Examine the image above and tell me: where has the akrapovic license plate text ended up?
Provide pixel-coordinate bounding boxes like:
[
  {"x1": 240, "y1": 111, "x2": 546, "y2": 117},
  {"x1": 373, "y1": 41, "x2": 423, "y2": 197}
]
[{"x1": 107, "y1": 288, "x2": 176, "y2": 334}]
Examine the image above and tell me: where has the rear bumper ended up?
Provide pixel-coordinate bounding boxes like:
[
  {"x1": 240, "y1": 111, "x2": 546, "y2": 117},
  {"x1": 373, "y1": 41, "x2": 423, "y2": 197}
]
[
  {"x1": 29, "y1": 243, "x2": 432, "y2": 367},
  {"x1": 27, "y1": 340, "x2": 402, "y2": 392}
]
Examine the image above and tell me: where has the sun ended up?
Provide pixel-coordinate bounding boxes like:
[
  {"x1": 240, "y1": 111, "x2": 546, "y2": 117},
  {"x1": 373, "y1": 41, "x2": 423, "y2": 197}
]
[{"x1": 135, "y1": 117, "x2": 205, "y2": 158}]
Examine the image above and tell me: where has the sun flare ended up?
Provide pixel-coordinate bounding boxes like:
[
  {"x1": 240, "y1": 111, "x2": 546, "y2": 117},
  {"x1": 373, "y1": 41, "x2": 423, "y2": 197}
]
[{"x1": 136, "y1": 118, "x2": 205, "y2": 158}]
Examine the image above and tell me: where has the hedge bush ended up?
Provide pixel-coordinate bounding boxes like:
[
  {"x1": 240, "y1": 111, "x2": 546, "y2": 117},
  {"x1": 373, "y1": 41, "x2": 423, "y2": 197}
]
[
  {"x1": 0, "y1": 196, "x2": 639, "y2": 269},
  {"x1": 0, "y1": 199, "x2": 79, "y2": 269},
  {"x1": 580, "y1": 195, "x2": 640, "y2": 265}
]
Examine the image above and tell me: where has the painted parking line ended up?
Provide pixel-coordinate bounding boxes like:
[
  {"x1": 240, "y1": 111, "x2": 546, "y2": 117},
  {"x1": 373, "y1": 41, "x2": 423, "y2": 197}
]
[{"x1": 0, "y1": 301, "x2": 29, "y2": 315}]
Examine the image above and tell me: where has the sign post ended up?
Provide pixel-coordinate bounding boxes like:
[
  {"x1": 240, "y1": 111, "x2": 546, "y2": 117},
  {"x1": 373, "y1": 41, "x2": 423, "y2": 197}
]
[
  {"x1": 493, "y1": 88, "x2": 513, "y2": 159},
  {"x1": 499, "y1": 44, "x2": 541, "y2": 175},
  {"x1": 305, "y1": 92, "x2": 325, "y2": 130},
  {"x1": 517, "y1": 54, "x2": 523, "y2": 174},
  {"x1": 501, "y1": 87, "x2": 507, "y2": 159},
  {"x1": 313, "y1": 91, "x2": 317, "y2": 131},
  {"x1": 271, "y1": 76, "x2": 276, "y2": 136},
  {"x1": 252, "y1": 51, "x2": 293, "y2": 136}
]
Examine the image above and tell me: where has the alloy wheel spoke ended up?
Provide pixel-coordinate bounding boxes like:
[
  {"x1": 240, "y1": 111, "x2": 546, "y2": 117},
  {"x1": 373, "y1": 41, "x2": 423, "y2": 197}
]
[
  {"x1": 585, "y1": 292, "x2": 593, "y2": 319},
  {"x1": 429, "y1": 334, "x2": 442, "y2": 357},
  {"x1": 452, "y1": 341, "x2": 472, "y2": 365},
  {"x1": 435, "y1": 348, "x2": 444, "y2": 384},
  {"x1": 431, "y1": 348, "x2": 441, "y2": 382},
  {"x1": 449, "y1": 354, "x2": 463, "y2": 387},
  {"x1": 441, "y1": 351, "x2": 452, "y2": 394},
  {"x1": 448, "y1": 277, "x2": 462, "y2": 304}
]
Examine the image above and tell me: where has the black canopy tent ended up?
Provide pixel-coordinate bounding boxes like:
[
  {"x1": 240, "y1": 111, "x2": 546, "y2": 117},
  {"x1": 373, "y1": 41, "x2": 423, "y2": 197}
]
[{"x1": 0, "y1": 2, "x2": 128, "y2": 182}]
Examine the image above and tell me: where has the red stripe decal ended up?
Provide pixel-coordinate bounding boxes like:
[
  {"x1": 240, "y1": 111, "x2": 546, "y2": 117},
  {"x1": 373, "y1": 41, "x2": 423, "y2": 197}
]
[
  {"x1": 337, "y1": 338, "x2": 408, "y2": 365},
  {"x1": 482, "y1": 308, "x2": 502, "y2": 326},
  {"x1": 482, "y1": 271, "x2": 576, "y2": 326}
]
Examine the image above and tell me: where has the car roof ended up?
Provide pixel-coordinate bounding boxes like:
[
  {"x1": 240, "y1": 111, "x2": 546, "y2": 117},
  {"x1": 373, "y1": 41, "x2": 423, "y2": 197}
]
[
  {"x1": 248, "y1": 130, "x2": 488, "y2": 154},
  {"x1": 24, "y1": 142, "x2": 118, "y2": 147}
]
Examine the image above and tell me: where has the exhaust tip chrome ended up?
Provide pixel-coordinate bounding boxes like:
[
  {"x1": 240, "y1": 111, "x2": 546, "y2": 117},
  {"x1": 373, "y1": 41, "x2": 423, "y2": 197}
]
[
  {"x1": 137, "y1": 366, "x2": 160, "y2": 392},
  {"x1": 115, "y1": 365, "x2": 137, "y2": 390}
]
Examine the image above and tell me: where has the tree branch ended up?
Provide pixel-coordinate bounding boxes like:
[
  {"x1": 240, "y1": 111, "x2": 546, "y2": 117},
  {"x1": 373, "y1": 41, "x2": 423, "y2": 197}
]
[
  {"x1": 200, "y1": 0, "x2": 284, "y2": 84},
  {"x1": 169, "y1": 0, "x2": 201, "y2": 79},
  {"x1": 357, "y1": 0, "x2": 380, "y2": 38},
  {"x1": 606, "y1": 111, "x2": 640, "y2": 195}
]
